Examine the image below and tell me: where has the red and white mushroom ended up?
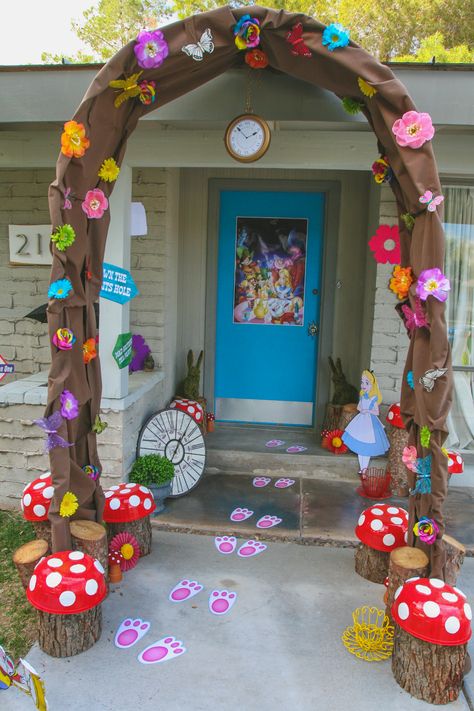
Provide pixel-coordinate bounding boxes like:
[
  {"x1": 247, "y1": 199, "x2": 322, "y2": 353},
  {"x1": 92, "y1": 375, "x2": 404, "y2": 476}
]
[
  {"x1": 386, "y1": 403, "x2": 405, "y2": 429},
  {"x1": 447, "y1": 451, "x2": 464, "y2": 475},
  {"x1": 355, "y1": 503, "x2": 409, "y2": 552},
  {"x1": 391, "y1": 577, "x2": 472, "y2": 645},
  {"x1": 21, "y1": 472, "x2": 54, "y2": 521},
  {"x1": 170, "y1": 398, "x2": 204, "y2": 426},
  {"x1": 27, "y1": 551, "x2": 106, "y2": 614},
  {"x1": 102, "y1": 482, "x2": 156, "y2": 523}
]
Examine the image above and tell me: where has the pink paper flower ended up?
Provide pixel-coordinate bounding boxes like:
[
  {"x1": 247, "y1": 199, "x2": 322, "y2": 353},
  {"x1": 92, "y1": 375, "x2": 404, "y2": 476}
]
[
  {"x1": 402, "y1": 445, "x2": 418, "y2": 472},
  {"x1": 134, "y1": 29, "x2": 168, "y2": 69},
  {"x1": 368, "y1": 224, "x2": 400, "y2": 264},
  {"x1": 82, "y1": 189, "x2": 108, "y2": 219},
  {"x1": 392, "y1": 110, "x2": 435, "y2": 149},
  {"x1": 60, "y1": 390, "x2": 79, "y2": 420},
  {"x1": 416, "y1": 267, "x2": 450, "y2": 302}
]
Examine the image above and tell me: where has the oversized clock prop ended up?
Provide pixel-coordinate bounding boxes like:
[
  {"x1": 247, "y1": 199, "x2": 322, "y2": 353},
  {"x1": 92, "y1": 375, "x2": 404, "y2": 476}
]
[
  {"x1": 137, "y1": 408, "x2": 206, "y2": 497},
  {"x1": 224, "y1": 113, "x2": 271, "y2": 163}
]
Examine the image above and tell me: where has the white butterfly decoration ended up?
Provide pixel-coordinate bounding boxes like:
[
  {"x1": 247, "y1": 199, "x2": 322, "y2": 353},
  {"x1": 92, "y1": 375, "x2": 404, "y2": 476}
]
[
  {"x1": 182, "y1": 29, "x2": 214, "y2": 61},
  {"x1": 419, "y1": 190, "x2": 445, "y2": 213},
  {"x1": 419, "y1": 368, "x2": 448, "y2": 392}
]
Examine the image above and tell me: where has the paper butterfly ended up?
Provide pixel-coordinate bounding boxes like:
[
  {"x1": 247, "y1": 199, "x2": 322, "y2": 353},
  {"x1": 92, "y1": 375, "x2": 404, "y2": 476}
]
[
  {"x1": 286, "y1": 23, "x2": 312, "y2": 57},
  {"x1": 411, "y1": 455, "x2": 432, "y2": 495},
  {"x1": 34, "y1": 411, "x2": 72, "y2": 453},
  {"x1": 109, "y1": 72, "x2": 143, "y2": 108},
  {"x1": 92, "y1": 414, "x2": 108, "y2": 435},
  {"x1": 182, "y1": 29, "x2": 214, "y2": 61},
  {"x1": 401, "y1": 298, "x2": 429, "y2": 333},
  {"x1": 419, "y1": 368, "x2": 448, "y2": 392},
  {"x1": 419, "y1": 190, "x2": 444, "y2": 213},
  {"x1": 63, "y1": 187, "x2": 72, "y2": 210}
]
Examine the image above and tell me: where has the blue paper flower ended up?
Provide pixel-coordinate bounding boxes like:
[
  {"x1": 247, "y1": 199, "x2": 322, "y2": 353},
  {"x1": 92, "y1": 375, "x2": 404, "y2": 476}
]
[
  {"x1": 48, "y1": 278, "x2": 73, "y2": 300},
  {"x1": 322, "y1": 23, "x2": 350, "y2": 51},
  {"x1": 407, "y1": 370, "x2": 414, "y2": 389}
]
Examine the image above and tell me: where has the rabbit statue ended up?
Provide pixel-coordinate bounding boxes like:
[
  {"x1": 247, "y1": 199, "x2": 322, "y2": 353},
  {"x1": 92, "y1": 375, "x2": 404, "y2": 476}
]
[
  {"x1": 179, "y1": 349, "x2": 204, "y2": 400},
  {"x1": 328, "y1": 356, "x2": 359, "y2": 405}
]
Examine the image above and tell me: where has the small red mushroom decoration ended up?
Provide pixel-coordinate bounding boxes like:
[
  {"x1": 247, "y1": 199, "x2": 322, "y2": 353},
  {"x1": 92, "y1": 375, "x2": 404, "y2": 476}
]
[
  {"x1": 386, "y1": 403, "x2": 405, "y2": 429},
  {"x1": 108, "y1": 551, "x2": 123, "y2": 584},
  {"x1": 170, "y1": 398, "x2": 204, "y2": 426},
  {"x1": 21, "y1": 472, "x2": 54, "y2": 521},
  {"x1": 356, "y1": 504, "x2": 409, "y2": 552},
  {"x1": 447, "y1": 450, "x2": 464, "y2": 475},
  {"x1": 102, "y1": 483, "x2": 156, "y2": 523}
]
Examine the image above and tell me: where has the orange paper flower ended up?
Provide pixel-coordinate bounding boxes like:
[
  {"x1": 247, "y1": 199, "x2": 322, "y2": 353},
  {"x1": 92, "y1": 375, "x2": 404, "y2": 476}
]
[
  {"x1": 82, "y1": 337, "x2": 97, "y2": 364},
  {"x1": 60, "y1": 121, "x2": 90, "y2": 158},
  {"x1": 389, "y1": 265, "x2": 413, "y2": 300},
  {"x1": 245, "y1": 48, "x2": 269, "y2": 69}
]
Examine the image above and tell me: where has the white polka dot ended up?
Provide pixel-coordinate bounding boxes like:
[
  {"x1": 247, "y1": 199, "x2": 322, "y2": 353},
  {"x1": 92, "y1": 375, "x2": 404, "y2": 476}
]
[
  {"x1": 416, "y1": 584, "x2": 432, "y2": 595},
  {"x1": 94, "y1": 560, "x2": 105, "y2": 575},
  {"x1": 33, "y1": 505, "x2": 46, "y2": 517},
  {"x1": 445, "y1": 616, "x2": 461, "y2": 634},
  {"x1": 196, "y1": 413, "x2": 202, "y2": 420},
  {"x1": 423, "y1": 601, "x2": 440, "y2": 618},
  {"x1": 110, "y1": 486, "x2": 120, "y2": 491},
  {"x1": 69, "y1": 551, "x2": 84, "y2": 560},
  {"x1": 358, "y1": 514, "x2": 365, "y2": 526},
  {"x1": 398, "y1": 602, "x2": 409, "y2": 620},
  {"x1": 370, "y1": 519, "x2": 383, "y2": 531},
  {"x1": 404, "y1": 532, "x2": 408, "y2": 542},
  {"x1": 442, "y1": 592, "x2": 458, "y2": 603},
  {"x1": 22, "y1": 483, "x2": 31, "y2": 493},
  {"x1": 42, "y1": 487, "x2": 54, "y2": 500},
  {"x1": 456, "y1": 456, "x2": 462, "y2": 464},
  {"x1": 109, "y1": 498, "x2": 120, "y2": 510},
  {"x1": 23, "y1": 493, "x2": 31, "y2": 506},
  {"x1": 386, "y1": 506, "x2": 398, "y2": 514},
  {"x1": 47, "y1": 558, "x2": 63, "y2": 568},
  {"x1": 388, "y1": 411, "x2": 394, "y2": 420},
  {"x1": 464, "y1": 604, "x2": 472, "y2": 620},
  {"x1": 371, "y1": 508, "x2": 384, "y2": 515},
  {"x1": 33, "y1": 482, "x2": 46, "y2": 490},
  {"x1": 40, "y1": 472, "x2": 51, "y2": 480},
  {"x1": 454, "y1": 587, "x2": 467, "y2": 599},
  {"x1": 29, "y1": 575, "x2": 37, "y2": 591},
  {"x1": 104, "y1": 491, "x2": 114, "y2": 498},
  {"x1": 128, "y1": 495, "x2": 140, "y2": 507},
  {"x1": 70, "y1": 564, "x2": 86, "y2": 574},
  {"x1": 383, "y1": 534, "x2": 396, "y2": 547},
  {"x1": 391, "y1": 517, "x2": 403, "y2": 525},
  {"x1": 430, "y1": 578, "x2": 445, "y2": 589},
  {"x1": 394, "y1": 586, "x2": 403, "y2": 600},
  {"x1": 143, "y1": 498, "x2": 152, "y2": 510},
  {"x1": 46, "y1": 572, "x2": 62, "y2": 589},
  {"x1": 59, "y1": 591, "x2": 76, "y2": 608},
  {"x1": 34, "y1": 557, "x2": 45, "y2": 569},
  {"x1": 125, "y1": 483, "x2": 135, "y2": 489},
  {"x1": 139, "y1": 486, "x2": 150, "y2": 494},
  {"x1": 406, "y1": 577, "x2": 420, "y2": 582},
  {"x1": 85, "y1": 579, "x2": 98, "y2": 596}
]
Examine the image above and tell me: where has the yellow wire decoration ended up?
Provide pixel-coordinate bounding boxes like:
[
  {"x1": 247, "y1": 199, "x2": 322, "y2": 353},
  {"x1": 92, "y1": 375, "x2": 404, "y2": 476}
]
[{"x1": 341, "y1": 606, "x2": 394, "y2": 662}]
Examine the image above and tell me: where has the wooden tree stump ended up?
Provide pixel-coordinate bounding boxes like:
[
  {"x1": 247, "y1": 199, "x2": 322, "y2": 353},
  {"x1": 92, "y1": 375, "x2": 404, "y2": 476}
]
[
  {"x1": 443, "y1": 534, "x2": 465, "y2": 586},
  {"x1": 385, "y1": 546, "x2": 429, "y2": 621},
  {"x1": 107, "y1": 516, "x2": 152, "y2": 557},
  {"x1": 322, "y1": 403, "x2": 342, "y2": 433},
  {"x1": 386, "y1": 425, "x2": 410, "y2": 497},
  {"x1": 12, "y1": 539, "x2": 49, "y2": 591},
  {"x1": 338, "y1": 403, "x2": 358, "y2": 431},
  {"x1": 354, "y1": 543, "x2": 389, "y2": 584},
  {"x1": 392, "y1": 625, "x2": 466, "y2": 704},
  {"x1": 32, "y1": 521, "x2": 52, "y2": 549},
  {"x1": 37, "y1": 605, "x2": 102, "y2": 658},
  {"x1": 70, "y1": 520, "x2": 109, "y2": 590}
]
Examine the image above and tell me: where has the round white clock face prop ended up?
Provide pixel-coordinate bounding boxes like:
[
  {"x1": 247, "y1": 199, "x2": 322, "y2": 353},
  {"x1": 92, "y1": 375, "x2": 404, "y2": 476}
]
[
  {"x1": 225, "y1": 114, "x2": 271, "y2": 163},
  {"x1": 137, "y1": 408, "x2": 206, "y2": 497}
]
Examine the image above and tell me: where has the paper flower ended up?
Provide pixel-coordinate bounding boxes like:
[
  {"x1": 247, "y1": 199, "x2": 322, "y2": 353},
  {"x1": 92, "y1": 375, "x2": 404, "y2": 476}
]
[
  {"x1": 138, "y1": 79, "x2": 156, "y2": 105},
  {"x1": 342, "y1": 97, "x2": 364, "y2": 114},
  {"x1": 53, "y1": 328, "x2": 76, "y2": 350},
  {"x1": 60, "y1": 120, "x2": 90, "y2": 158},
  {"x1": 321, "y1": 429, "x2": 348, "y2": 455},
  {"x1": 92, "y1": 415, "x2": 108, "y2": 435},
  {"x1": 129, "y1": 334, "x2": 151, "y2": 373},
  {"x1": 245, "y1": 48, "x2": 268, "y2": 68},
  {"x1": 110, "y1": 532, "x2": 140, "y2": 571},
  {"x1": 234, "y1": 15, "x2": 260, "y2": 50},
  {"x1": 59, "y1": 491, "x2": 79, "y2": 518},
  {"x1": 413, "y1": 516, "x2": 439, "y2": 545},
  {"x1": 82, "y1": 464, "x2": 100, "y2": 481},
  {"x1": 322, "y1": 23, "x2": 350, "y2": 51},
  {"x1": 402, "y1": 445, "x2": 418, "y2": 472},
  {"x1": 98, "y1": 157, "x2": 120, "y2": 182},
  {"x1": 109, "y1": 71, "x2": 143, "y2": 108},
  {"x1": 401, "y1": 213, "x2": 415, "y2": 230},
  {"x1": 82, "y1": 189, "x2": 108, "y2": 219},
  {"x1": 34, "y1": 411, "x2": 72, "y2": 452},
  {"x1": 407, "y1": 371, "x2": 414, "y2": 390},
  {"x1": 371, "y1": 156, "x2": 392, "y2": 185},
  {"x1": 51, "y1": 224, "x2": 76, "y2": 252},
  {"x1": 389, "y1": 266, "x2": 413, "y2": 300},
  {"x1": 60, "y1": 390, "x2": 79, "y2": 420},
  {"x1": 134, "y1": 29, "x2": 168, "y2": 69},
  {"x1": 82, "y1": 338, "x2": 97, "y2": 364},
  {"x1": 48, "y1": 278, "x2": 73, "y2": 300},
  {"x1": 63, "y1": 187, "x2": 72, "y2": 210},
  {"x1": 392, "y1": 110, "x2": 435, "y2": 149},
  {"x1": 358, "y1": 77, "x2": 377, "y2": 98},
  {"x1": 420, "y1": 426, "x2": 431, "y2": 448},
  {"x1": 416, "y1": 267, "x2": 450, "y2": 302},
  {"x1": 368, "y1": 224, "x2": 400, "y2": 264}
]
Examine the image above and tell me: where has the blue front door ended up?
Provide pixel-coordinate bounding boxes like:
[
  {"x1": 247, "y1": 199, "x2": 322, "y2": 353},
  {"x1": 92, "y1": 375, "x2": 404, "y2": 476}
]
[{"x1": 215, "y1": 190, "x2": 325, "y2": 426}]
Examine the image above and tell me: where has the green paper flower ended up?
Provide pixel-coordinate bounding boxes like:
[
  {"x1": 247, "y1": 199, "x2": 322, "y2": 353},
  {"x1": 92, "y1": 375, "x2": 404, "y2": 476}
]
[
  {"x1": 401, "y1": 213, "x2": 415, "y2": 231},
  {"x1": 51, "y1": 224, "x2": 76, "y2": 252},
  {"x1": 420, "y1": 425, "x2": 431, "y2": 448},
  {"x1": 342, "y1": 97, "x2": 364, "y2": 115}
]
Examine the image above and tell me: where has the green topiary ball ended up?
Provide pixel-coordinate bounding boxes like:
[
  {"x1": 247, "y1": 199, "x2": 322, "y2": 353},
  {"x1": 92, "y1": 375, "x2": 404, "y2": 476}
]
[{"x1": 130, "y1": 454, "x2": 174, "y2": 486}]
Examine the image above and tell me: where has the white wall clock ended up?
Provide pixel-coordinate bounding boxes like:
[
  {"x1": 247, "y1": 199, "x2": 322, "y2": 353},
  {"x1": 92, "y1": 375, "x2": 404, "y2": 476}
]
[
  {"x1": 224, "y1": 113, "x2": 271, "y2": 163},
  {"x1": 137, "y1": 409, "x2": 206, "y2": 497}
]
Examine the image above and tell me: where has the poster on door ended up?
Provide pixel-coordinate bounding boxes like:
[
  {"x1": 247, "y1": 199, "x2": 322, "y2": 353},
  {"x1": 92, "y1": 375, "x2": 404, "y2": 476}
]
[{"x1": 233, "y1": 217, "x2": 307, "y2": 326}]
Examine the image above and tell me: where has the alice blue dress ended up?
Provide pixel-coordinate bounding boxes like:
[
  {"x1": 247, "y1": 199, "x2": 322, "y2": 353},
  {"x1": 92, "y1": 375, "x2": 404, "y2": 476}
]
[{"x1": 342, "y1": 393, "x2": 390, "y2": 456}]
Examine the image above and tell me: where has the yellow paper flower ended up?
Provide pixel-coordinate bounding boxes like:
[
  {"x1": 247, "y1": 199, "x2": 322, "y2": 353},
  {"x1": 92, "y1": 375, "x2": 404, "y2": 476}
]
[
  {"x1": 389, "y1": 265, "x2": 413, "y2": 300},
  {"x1": 60, "y1": 491, "x2": 79, "y2": 518},
  {"x1": 358, "y1": 77, "x2": 377, "y2": 98},
  {"x1": 98, "y1": 158, "x2": 120, "y2": 183},
  {"x1": 109, "y1": 72, "x2": 143, "y2": 108}
]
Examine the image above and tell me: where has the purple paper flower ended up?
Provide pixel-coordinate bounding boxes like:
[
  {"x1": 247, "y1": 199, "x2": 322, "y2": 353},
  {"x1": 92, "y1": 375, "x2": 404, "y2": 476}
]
[
  {"x1": 129, "y1": 334, "x2": 151, "y2": 372},
  {"x1": 34, "y1": 411, "x2": 72, "y2": 452},
  {"x1": 60, "y1": 390, "x2": 79, "y2": 420},
  {"x1": 416, "y1": 267, "x2": 451, "y2": 302},
  {"x1": 134, "y1": 29, "x2": 168, "y2": 69}
]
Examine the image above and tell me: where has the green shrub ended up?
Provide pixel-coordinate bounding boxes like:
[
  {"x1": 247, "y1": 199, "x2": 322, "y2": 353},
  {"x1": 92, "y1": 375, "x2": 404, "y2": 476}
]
[{"x1": 130, "y1": 454, "x2": 174, "y2": 486}]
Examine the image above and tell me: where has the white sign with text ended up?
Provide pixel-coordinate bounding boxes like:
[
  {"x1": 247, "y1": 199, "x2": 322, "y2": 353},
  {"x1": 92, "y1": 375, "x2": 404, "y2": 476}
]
[{"x1": 8, "y1": 225, "x2": 53, "y2": 266}]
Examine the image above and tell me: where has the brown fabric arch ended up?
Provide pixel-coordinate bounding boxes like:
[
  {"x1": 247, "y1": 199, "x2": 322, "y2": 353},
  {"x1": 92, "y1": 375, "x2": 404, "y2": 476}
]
[{"x1": 47, "y1": 5, "x2": 451, "y2": 575}]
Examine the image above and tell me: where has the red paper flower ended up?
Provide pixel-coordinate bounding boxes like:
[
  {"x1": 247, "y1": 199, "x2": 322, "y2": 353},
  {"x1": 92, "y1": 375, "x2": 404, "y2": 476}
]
[
  {"x1": 368, "y1": 224, "x2": 400, "y2": 264},
  {"x1": 321, "y1": 429, "x2": 348, "y2": 455},
  {"x1": 245, "y1": 48, "x2": 269, "y2": 69},
  {"x1": 109, "y1": 532, "x2": 140, "y2": 572}
]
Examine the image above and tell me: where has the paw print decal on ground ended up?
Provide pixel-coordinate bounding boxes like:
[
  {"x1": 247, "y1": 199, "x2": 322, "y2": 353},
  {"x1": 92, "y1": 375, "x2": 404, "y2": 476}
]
[
  {"x1": 209, "y1": 590, "x2": 237, "y2": 616},
  {"x1": 230, "y1": 507, "x2": 254, "y2": 522},
  {"x1": 169, "y1": 579, "x2": 203, "y2": 602},
  {"x1": 138, "y1": 636, "x2": 186, "y2": 664},
  {"x1": 115, "y1": 618, "x2": 150, "y2": 649},
  {"x1": 274, "y1": 478, "x2": 295, "y2": 488},
  {"x1": 214, "y1": 536, "x2": 237, "y2": 555},
  {"x1": 237, "y1": 540, "x2": 267, "y2": 558},
  {"x1": 253, "y1": 476, "x2": 271, "y2": 488},
  {"x1": 256, "y1": 515, "x2": 282, "y2": 529}
]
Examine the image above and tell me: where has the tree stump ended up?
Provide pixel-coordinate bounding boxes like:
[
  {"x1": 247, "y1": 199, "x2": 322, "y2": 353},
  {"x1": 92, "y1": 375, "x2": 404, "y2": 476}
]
[
  {"x1": 32, "y1": 521, "x2": 52, "y2": 550},
  {"x1": 385, "y1": 546, "x2": 429, "y2": 621},
  {"x1": 338, "y1": 403, "x2": 358, "y2": 431},
  {"x1": 37, "y1": 605, "x2": 102, "y2": 658},
  {"x1": 443, "y1": 534, "x2": 465, "y2": 586},
  {"x1": 107, "y1": 516, "x2": 152, "y2": 557},
  {"x1": 386, "y1": 425, "x2": 409, "y2": 497},
  {"x1": 12, "y1": 539, "x2": 49, "y2": 591},
  {"x1": 354, "y1": 543, "x2": 389, "y2": 584},
  {"x1": 71, "y1": 520, "x2": 109, "y2": 591},
  {"x1": 322, "y1": 403, "x2": 342, "y2": 433},
  {"x1": 392, "y1": 625, "x2": 466, "y2": 704}
]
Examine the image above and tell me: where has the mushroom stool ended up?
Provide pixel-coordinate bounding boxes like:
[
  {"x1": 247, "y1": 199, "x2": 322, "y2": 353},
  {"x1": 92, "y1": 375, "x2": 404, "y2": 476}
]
[
  {"x1": 447, "y1": 450, "x2": 464, "y2": 483},
  {"x1": 103, "y1": 483, "x2": 156, "y2": 557},
  {"x1": 384, "y1": 546, "x2": 429, "y2": 622},
  {"x1": 170, "y1": 398, "x2": 205, "y2": 429},
  {"x1": 26, "y1": 551, "x2": 106, "y2": 658},
  {"x1": 70, "y1": 520, "x2": 109, "y2": 593},
  {"x1": 355, "y1": 504, "x2": 408, "y2": 584},
  {"x1": 385, "y1": 404, "x2": 409, "y2": 497},
  {"x1": 21, "y1": 472, "x2": 54, "y2": 548},
  {"x1": 391, "y1": 577, "x2": 471, "y2": 704}
]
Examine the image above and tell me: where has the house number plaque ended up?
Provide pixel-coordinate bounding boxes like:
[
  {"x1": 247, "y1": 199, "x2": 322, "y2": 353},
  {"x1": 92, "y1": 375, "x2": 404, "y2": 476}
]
[{"x1": 8, "y1": 225, "x2": 53, "y2": 266}]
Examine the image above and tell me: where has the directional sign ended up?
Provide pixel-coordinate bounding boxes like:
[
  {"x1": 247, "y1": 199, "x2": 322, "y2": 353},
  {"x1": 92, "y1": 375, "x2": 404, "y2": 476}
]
[
  {"x1": 112, "y1": 332, "x2": 133, "y2": 369},
  {"x1": 100, "y1": 262, "x2": 138, "y2": 305},
  {"x1": 0, "y1": 354, "x2": 14, "y2": 382}
]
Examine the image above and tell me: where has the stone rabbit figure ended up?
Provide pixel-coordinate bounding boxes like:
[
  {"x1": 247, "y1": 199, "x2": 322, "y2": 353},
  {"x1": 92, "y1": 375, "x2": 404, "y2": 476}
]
[
  {"x1": 328, "y1": 356, "x2": 359, "y2": 405},
  {"x1": 180, "y1": 349, "x2": 204, "y2": 400}
]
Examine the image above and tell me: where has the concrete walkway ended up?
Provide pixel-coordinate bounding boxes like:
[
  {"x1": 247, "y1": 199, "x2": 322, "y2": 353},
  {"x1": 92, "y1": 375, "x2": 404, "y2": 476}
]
[{"x1": 5, "y1": 531, "x2": 474, "y2": 711}]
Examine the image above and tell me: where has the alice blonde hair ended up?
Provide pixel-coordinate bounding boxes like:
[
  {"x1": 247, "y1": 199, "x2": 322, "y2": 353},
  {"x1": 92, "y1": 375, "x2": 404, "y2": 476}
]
[{"x1": 360, "y1": 369, "x2": 382, "y2": 404}]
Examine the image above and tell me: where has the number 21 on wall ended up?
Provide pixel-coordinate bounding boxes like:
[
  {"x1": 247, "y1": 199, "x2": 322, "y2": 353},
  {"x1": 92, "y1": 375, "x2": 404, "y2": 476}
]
[{"x1": 8, "y1": 225, "x2": 53, "y2": 266}]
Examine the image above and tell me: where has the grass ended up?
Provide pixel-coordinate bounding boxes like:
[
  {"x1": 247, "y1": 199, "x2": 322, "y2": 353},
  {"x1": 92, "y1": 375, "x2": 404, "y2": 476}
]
[{"x1": 0, "y1": 510, "x2": 37, "y2": 659}]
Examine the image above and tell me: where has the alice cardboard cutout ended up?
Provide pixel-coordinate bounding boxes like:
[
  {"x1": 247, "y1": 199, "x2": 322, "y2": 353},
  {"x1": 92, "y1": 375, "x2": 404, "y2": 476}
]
[{"x1": 342, "y1": 370, "x2": 389, "y2": 473}]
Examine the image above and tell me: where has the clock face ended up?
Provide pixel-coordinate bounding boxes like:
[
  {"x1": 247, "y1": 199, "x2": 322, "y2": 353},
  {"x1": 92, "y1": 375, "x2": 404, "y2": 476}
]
[
  {"x1": 137, "y1": 409, "x2": 206, "y2": 497},
  {"x1": 225, "y1": 114, "x2": 271, "y2": 162}
]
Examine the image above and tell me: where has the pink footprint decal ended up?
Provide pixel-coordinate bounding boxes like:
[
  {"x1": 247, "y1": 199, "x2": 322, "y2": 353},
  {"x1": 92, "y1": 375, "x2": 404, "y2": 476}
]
[
  {"x1": 209, "y1": 589, "x2": 237, "y2": 616},
  {"x1": 265, "y1": 439, "x2": 285, "y2": 448},
  {"x1": 115, "y1": 618, "x2": 150, "y2": 649},
  {"x1": 230, "y1": 507, "x2": 253, "y2": 522},
  {"x1": 214, "y1": 536, "x2": 237, "y2": 555},
  {"x1": 286, "y1": 445, "x2": 307, "y2": 454},
  {"x1": 256, "y1": 515, "x2": 282, "y2": 529},
  {"x1": 237, "y1": 540, "x2": 267, "y2": 558},
  {"x1": 169, "y1": 579, "x2": 203, "y2": 602},
  {"x1": 275, "y1": 478, "x2": 295, "y2": 489},
  {"x1": 253, "y1": 476, "x2": 271, "y2": 488},
  {"x1": 138, "y1": 636, "x2": 186, "y2": 664}
]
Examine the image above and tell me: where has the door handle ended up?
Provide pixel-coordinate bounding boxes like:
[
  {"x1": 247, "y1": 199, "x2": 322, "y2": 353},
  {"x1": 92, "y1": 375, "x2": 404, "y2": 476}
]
[{"x1": 308, "y1": 321, "x2": 319, "y2": 337}]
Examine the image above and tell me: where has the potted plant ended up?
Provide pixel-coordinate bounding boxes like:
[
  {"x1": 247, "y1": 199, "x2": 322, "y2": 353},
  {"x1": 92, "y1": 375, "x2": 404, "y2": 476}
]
[{"x1": 130, "y1": 454, "x2": 174, "y2": 514}]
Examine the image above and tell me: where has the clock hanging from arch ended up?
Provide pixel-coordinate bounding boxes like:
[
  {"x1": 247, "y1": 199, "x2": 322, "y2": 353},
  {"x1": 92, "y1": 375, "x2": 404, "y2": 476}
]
[{"x1": 137, "y1": 408, "x2": 206, "y2": 497}]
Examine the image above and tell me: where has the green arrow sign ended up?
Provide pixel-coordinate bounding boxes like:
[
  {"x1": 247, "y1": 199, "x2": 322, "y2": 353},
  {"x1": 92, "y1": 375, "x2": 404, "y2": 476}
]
[{"x1": 112, "y1": 332, "x2": 133, "y2": 369}]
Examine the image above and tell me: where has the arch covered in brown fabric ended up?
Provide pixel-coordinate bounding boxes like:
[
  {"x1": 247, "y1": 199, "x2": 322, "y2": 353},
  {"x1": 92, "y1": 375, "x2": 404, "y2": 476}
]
[{"x1": 46, "y1": 5, "x2": 451, "y2": 575}]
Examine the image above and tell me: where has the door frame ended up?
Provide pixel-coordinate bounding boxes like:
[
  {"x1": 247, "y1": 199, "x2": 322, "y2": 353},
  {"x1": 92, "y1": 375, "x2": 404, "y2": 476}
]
[{"x1": 204, "y1": 178, "x2": 341, "y2": 432}]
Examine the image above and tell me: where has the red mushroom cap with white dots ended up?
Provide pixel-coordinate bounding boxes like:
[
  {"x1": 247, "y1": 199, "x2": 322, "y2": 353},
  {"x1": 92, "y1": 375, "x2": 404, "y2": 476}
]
[
  {"x1": 27, "y1": 551, "x2": 106, "y2": 615},
  {"x1": 102, "y1": 482, "x2": 156, "y2": 523},
  {"x1": 447, "y1": 451, "x2": 464, "y2": 475},
  {"x1": 355, "y1": 503, "x2": 409, "y2": 552},
  {"x1": 170, "y1": 398, "x2": 204, "y2": 426},
  {"x1": 391, "y1": 577, "x2": 472, "y2": 646},
  {"x1": 21, "y1": 472, "x2": 54, "y2": 522},
  {"x1": 385, "y1": 403, "x2": 405, "y2": 429}
]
